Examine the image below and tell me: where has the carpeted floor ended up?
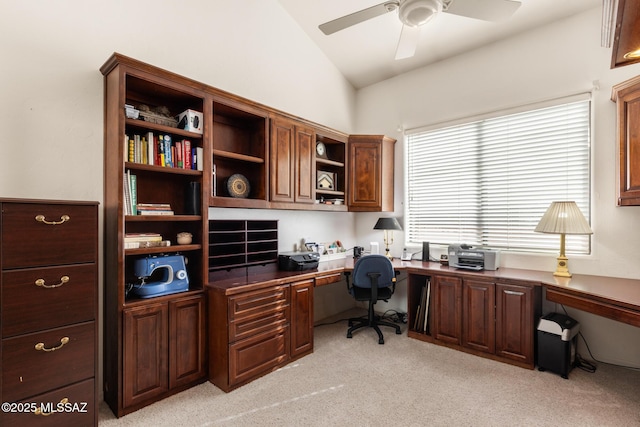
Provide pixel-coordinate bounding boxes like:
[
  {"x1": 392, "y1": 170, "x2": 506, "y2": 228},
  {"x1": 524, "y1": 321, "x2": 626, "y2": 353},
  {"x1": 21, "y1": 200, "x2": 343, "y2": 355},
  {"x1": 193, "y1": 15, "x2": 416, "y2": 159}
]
[{"x1": 99, "y1": 309, "x2": 640, "y2": 426}]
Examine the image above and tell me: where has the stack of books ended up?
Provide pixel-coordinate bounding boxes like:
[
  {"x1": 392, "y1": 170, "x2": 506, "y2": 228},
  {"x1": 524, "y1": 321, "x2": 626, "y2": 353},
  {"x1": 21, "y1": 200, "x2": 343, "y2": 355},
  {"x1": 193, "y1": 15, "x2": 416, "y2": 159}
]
[
  {"x1": 136, "y1": 203, "x2": 174, "y2": 216},
  {"x1": 124, "y1": 233, "x2": 171, "y2": 249},
  {"x1": 413, "y1": 280, "x2": 431, "y2": 334}
]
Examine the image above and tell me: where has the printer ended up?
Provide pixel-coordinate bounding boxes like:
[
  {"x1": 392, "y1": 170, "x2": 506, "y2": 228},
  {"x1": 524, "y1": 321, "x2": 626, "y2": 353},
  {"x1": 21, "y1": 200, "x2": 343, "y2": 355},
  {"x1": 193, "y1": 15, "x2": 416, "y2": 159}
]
[
  {"x1": 278, "y1": 251, "x2": 320, "y2": 271},
  {"x1": 448, "y1": 244, "x2": 500, "y2": 271}
]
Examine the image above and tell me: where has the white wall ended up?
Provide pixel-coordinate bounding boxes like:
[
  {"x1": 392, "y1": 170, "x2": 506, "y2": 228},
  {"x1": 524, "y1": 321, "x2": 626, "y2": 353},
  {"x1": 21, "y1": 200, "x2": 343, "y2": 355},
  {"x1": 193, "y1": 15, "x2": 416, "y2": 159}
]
[
  {"x1": 0, "y1": 0, "x2": 356, "y2": 202},
  {"x1": 0, "y1": 0, "x2": 358, "y2": 398},
  {"x1": 354, "y1": 7, "x2": 640, "y2": 368}
]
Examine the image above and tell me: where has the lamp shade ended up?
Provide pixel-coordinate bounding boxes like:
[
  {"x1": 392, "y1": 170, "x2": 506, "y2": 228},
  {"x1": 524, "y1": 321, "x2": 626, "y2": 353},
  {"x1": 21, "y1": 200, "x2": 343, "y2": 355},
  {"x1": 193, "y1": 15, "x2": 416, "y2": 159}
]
[
  {"x1": 534, "y1": 201, "x2": 593, "y2": 235},
  {"x1": 374, "y1": 217, "x2": 403, "y2": 231}
]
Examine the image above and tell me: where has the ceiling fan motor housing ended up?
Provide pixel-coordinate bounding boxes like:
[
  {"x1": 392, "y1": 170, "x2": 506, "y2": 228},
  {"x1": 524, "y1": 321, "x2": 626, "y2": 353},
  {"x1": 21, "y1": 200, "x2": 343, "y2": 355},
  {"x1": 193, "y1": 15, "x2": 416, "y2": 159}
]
[{"x1": 399, "y1": 0, "x2": 443, "y2": 27}]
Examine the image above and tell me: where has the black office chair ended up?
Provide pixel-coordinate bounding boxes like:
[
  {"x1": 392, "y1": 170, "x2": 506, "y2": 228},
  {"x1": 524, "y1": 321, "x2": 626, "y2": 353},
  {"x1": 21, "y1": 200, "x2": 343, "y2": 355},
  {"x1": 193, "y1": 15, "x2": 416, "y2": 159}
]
[{"x1": 345, "y1": 254, "x2": 401, "y2": 344}]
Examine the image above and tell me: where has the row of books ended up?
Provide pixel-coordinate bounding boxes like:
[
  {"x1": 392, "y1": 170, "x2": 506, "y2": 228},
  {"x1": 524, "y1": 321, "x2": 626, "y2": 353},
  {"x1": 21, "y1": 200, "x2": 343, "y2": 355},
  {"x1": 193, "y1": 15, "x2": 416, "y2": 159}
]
[
  {"x1": 124, "y1": 232, "x2": 172, "y2": 249},
  {"x1": 413, "y1": 280, "x2": 431, "y2": 334},
  {"x1": 125, "y1": 132, "x2": 204, "y2": 171}
]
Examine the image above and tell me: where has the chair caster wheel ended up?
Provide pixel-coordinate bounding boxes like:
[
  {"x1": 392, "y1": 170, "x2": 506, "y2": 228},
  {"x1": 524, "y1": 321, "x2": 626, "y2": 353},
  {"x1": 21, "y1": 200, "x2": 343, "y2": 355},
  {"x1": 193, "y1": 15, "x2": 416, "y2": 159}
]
[
  {"x1": 378, "y1": 339, "x2": 384, "y2": 344},
  {"x1": 347, "y1": 333, "x2": 352, "y2": 338},
  {"x1": 396, "y1": 329, "x2": 401, "y2": 335}
]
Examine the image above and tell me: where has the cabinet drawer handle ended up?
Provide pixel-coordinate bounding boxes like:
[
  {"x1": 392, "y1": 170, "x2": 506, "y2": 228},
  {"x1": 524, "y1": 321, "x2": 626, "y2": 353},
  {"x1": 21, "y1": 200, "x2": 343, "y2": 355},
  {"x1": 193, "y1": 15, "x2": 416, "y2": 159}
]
[
  {"x1": 34, "y1": 398, "x2": 68, "y2": 416},
  {"x1": 35, "y1": 275, "x2": 70, "y2": 289},
  {"x1": 35, "y1": 336, "x2": 70, "y2": 352},
  {"x1": 35, "y1": 214, "x2": 70, "y2": 225}
]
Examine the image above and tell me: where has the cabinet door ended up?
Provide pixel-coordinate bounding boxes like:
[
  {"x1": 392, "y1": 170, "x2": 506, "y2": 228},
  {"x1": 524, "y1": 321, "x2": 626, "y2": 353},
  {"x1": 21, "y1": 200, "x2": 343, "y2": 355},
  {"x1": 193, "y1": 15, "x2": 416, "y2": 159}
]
[
  {"x1": 433, "y1": 275, "x2": 462, "y2": 344},
  {"x1": 462, "y1": 279, "x2": 495, "y2": 354},
  {"x1": 169, "y1": 295, "x2": 206, "y2": 389},
  {"x1": 347, "y1": 135, "x2": 395, "y2": 212},
  {"x1": 123, "y1": 303, "x2": 168, "y2": 408},
  {"x1": 294, "y1": 125, "x2": 315, "y2": 204},
  {"x1": 290, "y1": 279, "x2": 314, "y2": 358},
  {"x1": 613, "y1": 77, "x2": 640, "y2": 205},
  {"x1": 270, "y1": 118, "x2": 295, "y2": 203},
  {"x1": 495, "y1": 283, "x2": 534, "y2": 365}
]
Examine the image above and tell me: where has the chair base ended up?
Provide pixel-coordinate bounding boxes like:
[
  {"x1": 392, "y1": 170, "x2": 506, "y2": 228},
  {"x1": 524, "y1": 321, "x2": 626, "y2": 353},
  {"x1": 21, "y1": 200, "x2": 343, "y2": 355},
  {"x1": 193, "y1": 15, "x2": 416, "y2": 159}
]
[{"x1": 347, "y1": 314, "x2": 401, "y2": 344}]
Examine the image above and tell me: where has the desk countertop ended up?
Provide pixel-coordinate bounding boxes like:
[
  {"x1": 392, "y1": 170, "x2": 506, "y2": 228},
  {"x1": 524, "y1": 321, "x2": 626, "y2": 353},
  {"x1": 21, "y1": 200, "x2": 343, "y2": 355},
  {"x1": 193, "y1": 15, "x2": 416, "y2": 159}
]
[{"x1": 207, "y1": 258, "x2": 640, "y2": 316}]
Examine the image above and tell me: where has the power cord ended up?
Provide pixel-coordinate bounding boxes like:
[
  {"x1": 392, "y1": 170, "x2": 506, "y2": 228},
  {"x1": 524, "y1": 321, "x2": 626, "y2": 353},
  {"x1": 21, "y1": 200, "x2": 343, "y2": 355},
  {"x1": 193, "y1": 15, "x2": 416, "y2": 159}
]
[{"x1": 559, "y1": 304, "x2": 640, "y2": 373}]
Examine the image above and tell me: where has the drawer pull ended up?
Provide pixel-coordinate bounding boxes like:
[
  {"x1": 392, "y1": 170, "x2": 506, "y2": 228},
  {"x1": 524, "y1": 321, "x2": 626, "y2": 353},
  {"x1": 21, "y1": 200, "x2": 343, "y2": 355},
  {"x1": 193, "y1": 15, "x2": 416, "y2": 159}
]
[
  {"x1": 35, "y1": 275, "x2": 70, "y2": 289},
  {"x1": 35, "y1": 336, "x2": 70, "y2": 352},
  {"x1": 34, "y1": 398, "x2": 68, "y2": 416},
  {"x1": 35, "y1": 214, "x2": 70, "y2": 225}
]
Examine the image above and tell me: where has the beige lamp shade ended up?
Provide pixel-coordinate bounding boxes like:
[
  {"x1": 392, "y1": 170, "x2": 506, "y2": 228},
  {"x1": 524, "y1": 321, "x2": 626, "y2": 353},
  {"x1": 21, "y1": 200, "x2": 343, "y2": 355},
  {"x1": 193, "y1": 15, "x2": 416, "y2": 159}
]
[{"x1": 534, "y1": 201, "x2": 593, "y2": 235}]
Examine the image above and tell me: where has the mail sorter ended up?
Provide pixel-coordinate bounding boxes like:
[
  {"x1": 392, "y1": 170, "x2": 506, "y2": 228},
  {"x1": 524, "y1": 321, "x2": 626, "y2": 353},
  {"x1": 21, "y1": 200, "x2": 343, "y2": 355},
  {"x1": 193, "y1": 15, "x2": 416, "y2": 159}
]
[{"x1": 127, "y1": 254, "x2": 190, "y2": 298}]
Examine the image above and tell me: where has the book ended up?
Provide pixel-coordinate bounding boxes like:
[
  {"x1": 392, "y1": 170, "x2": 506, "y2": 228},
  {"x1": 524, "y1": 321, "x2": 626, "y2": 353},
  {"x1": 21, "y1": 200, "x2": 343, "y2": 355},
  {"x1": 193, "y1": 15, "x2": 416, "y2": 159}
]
[
  {"x1": 123, "y1": 171, "x2": 132, "y2": 215},
  {"x1": 183, "y1": 140, "x2": 192, "y2": 169},
  {"x1": 196, "y1": 147, "x2": 203, "y2": 171},
  {"x1": 129, "y1": 172, "x2": 137, "y2": 215},
  {"x1": 138, "y1": 209, "x2": 174, "y2": 215},
  {"x1": 423, "y1": 280, "x2": 431, "y2": 333},
  {"x1": 147, "y1": 131, "x2": 155, "y2": 166},
  {"x1": 163, "y1": 135, "x2": 173, "y2": 167}
]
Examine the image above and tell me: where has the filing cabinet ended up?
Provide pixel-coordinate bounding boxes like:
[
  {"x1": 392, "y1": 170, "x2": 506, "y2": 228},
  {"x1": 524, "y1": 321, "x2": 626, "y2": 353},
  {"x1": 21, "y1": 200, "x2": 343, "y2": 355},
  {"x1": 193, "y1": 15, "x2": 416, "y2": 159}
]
[{"x1": 0, "y1": 199, "x2": 98, "y2": 426}]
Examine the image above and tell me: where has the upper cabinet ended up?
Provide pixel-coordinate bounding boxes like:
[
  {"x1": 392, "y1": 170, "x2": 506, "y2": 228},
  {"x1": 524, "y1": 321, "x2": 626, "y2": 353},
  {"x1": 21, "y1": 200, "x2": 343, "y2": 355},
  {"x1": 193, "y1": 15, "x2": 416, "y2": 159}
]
[
  {"x1": 348, "y1": 135, "x2": 396, "y2": 212},
  {"x1": 611, "y1": 0, "x2": 640, "y2": 69},
  {"x1": 612, "y1": 75, "x2": 640, "y2": 206},
  {"x1": 269, "y1": 116, "x2": 316, "y2": 206}
]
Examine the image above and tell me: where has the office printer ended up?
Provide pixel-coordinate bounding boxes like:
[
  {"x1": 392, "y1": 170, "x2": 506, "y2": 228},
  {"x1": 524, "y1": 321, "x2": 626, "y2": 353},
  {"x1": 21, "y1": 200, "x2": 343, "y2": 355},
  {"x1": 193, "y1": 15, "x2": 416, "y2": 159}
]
[
  {"x1": 448, "y1": 244, "x2": 500, "y2": 271},
  {"x1": 278, "y1": 251, "x2": 320, "y2": 271}
]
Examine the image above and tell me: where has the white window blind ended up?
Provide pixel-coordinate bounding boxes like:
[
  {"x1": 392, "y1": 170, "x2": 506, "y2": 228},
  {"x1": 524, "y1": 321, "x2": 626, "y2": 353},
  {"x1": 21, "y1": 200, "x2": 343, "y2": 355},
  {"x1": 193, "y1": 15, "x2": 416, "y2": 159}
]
[{"x1": 405, "y1": 97, "x2": 591, "y2": 254}]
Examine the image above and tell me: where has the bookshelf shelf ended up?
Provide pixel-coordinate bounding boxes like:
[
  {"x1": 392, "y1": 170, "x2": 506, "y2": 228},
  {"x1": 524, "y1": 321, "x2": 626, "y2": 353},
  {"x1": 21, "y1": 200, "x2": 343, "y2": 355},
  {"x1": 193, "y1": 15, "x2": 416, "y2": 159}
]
[
  {"x1": 212, "y1": 149, "x2": 265, "y2": 164},
  {"x1": 125, "y1": 118, "x2": 202, "y2": 139},
  {"x1": 125, "y1": 162, "x2": 203, "y2": 176},
  {"x1": 125, "y1": 244, "x2": 202, "y2": 256}
]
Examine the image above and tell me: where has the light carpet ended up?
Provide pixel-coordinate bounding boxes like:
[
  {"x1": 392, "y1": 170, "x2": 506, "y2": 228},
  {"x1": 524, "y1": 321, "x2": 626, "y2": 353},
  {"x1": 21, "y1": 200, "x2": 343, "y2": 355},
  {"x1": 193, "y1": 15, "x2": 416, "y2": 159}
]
[{"x1": 99, "y1": 310, "x2": 640, "y2": 426}]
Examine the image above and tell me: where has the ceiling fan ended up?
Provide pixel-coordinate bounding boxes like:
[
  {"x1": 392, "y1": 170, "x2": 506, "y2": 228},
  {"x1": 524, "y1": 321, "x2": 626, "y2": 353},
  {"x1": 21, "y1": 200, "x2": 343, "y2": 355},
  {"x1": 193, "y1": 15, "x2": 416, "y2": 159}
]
[{"x1": 319, "y1": 0, "x2": 522, "y2": 60}]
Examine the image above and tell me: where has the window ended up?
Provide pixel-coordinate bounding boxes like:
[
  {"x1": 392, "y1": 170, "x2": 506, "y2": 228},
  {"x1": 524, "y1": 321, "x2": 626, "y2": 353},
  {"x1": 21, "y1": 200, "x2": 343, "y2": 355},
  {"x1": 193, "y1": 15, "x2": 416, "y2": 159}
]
[{"x1": 405, "y1": 96, "x2": 591, "y2": 254}]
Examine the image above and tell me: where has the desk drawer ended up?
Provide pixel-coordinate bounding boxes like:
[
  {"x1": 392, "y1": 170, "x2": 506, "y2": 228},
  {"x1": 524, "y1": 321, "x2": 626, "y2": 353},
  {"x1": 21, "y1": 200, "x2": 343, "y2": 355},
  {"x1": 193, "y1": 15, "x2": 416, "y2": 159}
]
[
  {"x1": 315, "y1": 272, "x2": 342, "y2": 287},
  {"x1": 229, "y1": 326, "x2": 289, "y2": 387},
  {"x1": 2, "y1": 264, "x2": 96, "y2": 337},
  {"x1": 229, "y1": 308, "x2": 288, "y2": 342},
  {"x1": 0, "y1": 378, "x2": 95, "y2": 427},
  {"x1": 2, "y1": 321, "x2": 95, "y2": 402},
  {"x1": 1, "y1": 203, "x2": 97, "y2": 269},
  {"x1": 228, "y1": 285, "x2": 289, "y2": 322}
]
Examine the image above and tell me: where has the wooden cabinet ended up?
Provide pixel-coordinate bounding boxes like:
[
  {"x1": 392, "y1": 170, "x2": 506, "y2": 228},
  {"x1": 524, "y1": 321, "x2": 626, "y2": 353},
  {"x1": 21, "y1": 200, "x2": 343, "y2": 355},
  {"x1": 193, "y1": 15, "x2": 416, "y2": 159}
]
[
  {"x1": 348, "y1": 135, "x2": 396, "y2": 211},
  {"x1": 463, "y1": 279, "x2": 496, "y2": 354},
  {"x1": 290, "y1": 279, "x2": 314, "y2": 358},
  {"x1": 270, "y1": 117, "x2": 316, "y2": 205},
  {"x1": 122, "y1": 294, "x2": 205, "y2": 409},
  {"x1": 101, "y1": 53, "x2": 209, "y2": 417},
  {"x1": 0, "y1": 199, "x2": 98, "y2": 426},
  {"x1": 612, "y1": 75, "x2": 640, "y2": 206},
  {"x1": 408, "y1": 272, "x2": 540, "y2": 369},
  {"x1": 208, "y1": 278, "x2": 314, "y2": 392},
  {"x1": 495, "y1": 282, "x2": 536, "y2": 366},
  {"x1": 432, "y1": 275, "x2": 462, "y2": 345}
]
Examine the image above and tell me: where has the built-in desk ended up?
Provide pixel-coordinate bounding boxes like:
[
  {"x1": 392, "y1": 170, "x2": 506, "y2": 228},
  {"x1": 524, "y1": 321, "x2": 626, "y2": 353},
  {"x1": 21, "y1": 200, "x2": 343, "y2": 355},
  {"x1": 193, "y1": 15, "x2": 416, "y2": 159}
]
[{"x1": 207, "y1": 258, "x2": 640, "y2": 391}]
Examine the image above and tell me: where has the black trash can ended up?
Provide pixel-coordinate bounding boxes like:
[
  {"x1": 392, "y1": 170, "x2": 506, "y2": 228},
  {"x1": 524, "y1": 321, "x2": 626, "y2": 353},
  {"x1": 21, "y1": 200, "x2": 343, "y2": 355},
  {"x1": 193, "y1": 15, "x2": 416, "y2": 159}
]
[{"x1": 537, "y1": 312, "x2": 580, "y2": 379}]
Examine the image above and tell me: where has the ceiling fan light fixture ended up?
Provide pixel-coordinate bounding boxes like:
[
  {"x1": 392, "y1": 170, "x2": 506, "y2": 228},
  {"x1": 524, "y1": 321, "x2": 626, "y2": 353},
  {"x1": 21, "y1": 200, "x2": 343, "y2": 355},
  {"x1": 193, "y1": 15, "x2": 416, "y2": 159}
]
[{"x1": 399, "y1": 0, "x2": 443, "y2": 27}]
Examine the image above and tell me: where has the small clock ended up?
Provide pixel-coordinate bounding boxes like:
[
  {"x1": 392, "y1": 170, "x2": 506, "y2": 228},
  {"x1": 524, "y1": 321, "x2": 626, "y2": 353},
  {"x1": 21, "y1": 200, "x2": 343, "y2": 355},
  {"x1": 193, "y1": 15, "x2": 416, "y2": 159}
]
[{"x1": 316, "y1": 141, "x2": 328, "y2": 159}]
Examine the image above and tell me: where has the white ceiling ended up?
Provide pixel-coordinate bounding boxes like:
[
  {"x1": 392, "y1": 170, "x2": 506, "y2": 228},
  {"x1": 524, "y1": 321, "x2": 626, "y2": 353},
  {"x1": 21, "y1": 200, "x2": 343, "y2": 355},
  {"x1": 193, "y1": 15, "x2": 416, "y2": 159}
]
[{"x1": 278, "y1": 0, "x2": 603, "y2": 89}]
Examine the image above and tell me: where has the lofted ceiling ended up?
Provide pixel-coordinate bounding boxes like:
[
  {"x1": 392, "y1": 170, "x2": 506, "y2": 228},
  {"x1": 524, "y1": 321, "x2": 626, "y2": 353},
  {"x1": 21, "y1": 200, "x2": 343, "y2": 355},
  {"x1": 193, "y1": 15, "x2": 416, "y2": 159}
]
[{"x1": 278, "y1": 0, "x2": 603, "y2": 89}]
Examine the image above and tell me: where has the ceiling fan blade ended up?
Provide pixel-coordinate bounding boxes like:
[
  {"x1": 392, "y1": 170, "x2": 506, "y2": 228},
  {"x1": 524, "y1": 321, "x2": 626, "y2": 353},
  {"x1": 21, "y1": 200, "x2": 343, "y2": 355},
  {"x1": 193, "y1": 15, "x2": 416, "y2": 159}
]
[
  {"x1": 395, "y1": 24, "x2": 421, "y2": 60},
  {"x1": 319, "y1": 1, "x2": 398, "y2": 35},
  {"x1": 444, "y1": 0, "x2": 521, "y2": 22}
]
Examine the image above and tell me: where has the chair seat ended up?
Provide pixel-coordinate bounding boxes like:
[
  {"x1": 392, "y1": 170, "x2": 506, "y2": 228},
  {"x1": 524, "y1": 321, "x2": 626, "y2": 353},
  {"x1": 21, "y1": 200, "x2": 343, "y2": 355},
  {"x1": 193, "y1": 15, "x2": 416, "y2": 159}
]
[{"x1": 350, "y1": 286, "x2": 393, "y2": 302}]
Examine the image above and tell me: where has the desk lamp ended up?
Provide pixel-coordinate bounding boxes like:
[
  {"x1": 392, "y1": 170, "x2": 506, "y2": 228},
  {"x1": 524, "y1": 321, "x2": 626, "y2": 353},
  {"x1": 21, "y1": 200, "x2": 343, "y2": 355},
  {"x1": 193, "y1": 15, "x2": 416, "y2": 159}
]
[
  {"x1": 534, "y1": 201, "x2": 593, "y2": 278},
  {"x1": 374, "y1": 217, "x2": 402, "y2": 259}
]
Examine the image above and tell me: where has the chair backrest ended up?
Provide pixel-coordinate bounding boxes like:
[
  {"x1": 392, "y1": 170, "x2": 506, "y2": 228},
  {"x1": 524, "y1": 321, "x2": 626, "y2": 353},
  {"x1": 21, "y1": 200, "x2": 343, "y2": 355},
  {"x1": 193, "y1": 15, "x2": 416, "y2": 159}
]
[{"x1": 352, "y1": 254, "x2": 395, "y2": 289}]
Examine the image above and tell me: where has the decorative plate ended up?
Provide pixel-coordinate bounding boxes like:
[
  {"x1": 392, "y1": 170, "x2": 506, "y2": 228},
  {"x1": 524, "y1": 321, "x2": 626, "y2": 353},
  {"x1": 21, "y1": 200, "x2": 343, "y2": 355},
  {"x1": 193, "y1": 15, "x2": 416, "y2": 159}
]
[{"x1": 227, "y1": 173, "x2": 250, "y2": 198}]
